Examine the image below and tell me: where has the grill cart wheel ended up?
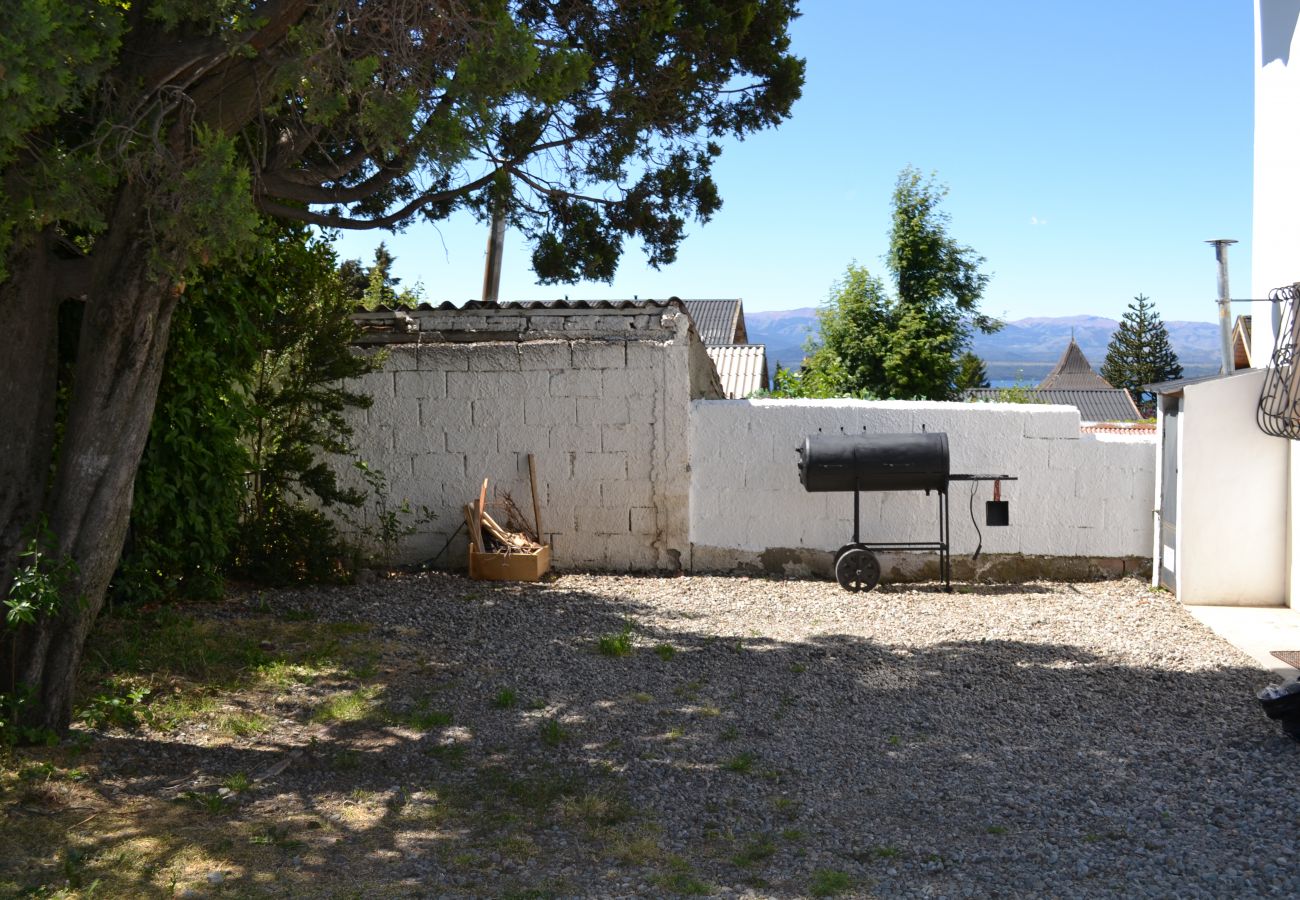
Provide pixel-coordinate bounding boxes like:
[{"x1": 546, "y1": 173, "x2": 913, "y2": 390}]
[{"x1": 835, "y1": 545, "x2": 880, "y2": 593}]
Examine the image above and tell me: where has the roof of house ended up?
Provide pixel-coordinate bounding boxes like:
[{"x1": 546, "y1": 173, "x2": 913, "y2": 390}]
[
  {"x1": 1038, "y1": 339, "x2": 1115, "y2": 390},
  {"x1": 965, "y1": 387, "x2": 1142, "y2": 422},
  {"x1": 680, "y1": 299, "x2": 746, "y2": 345},
  {"x1": 358, "y1": 298, "x2": 684, "y2": 313},
  {"x1": 706, "y1": 345, "x2": 769, "y2": 399},
  {"x1": 1082, "y1": 422, "x2": 1156, "y2": 436},
  {"x1": 1233, "y1": 315, "x2": 1252, "y2": 369}
]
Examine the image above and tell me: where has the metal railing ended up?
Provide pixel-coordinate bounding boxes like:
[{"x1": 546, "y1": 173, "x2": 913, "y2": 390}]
[{"x1": 1258, "y1": 283, "x2": 1300, "y2": 439}]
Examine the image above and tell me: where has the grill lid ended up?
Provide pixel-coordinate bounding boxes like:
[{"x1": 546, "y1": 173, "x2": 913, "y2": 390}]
[{"x1": 797, "y1": 433, "x2": 950, "y2": 493}]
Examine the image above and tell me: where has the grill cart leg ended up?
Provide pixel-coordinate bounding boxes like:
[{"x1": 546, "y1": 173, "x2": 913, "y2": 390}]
[{"x1": 940, "y1": 490, "x2": 952, "y2": 593}]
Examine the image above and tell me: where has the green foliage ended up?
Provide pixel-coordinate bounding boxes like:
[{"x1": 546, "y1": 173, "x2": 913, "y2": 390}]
[
  {"x1": 775, "y1": 168, "x2": 998, "y2": 400},
  {"x1": 597, "y1": 625, "x2": 635, "y2": 658},
  {"x1": 117, "y1": 223, "x2": 396, "y2": 600},
  {"x1": 1101, "y1": 295, "x2": 1183, "y2": 415},
  {"x1": 955, "y1": 351, "x2": 990, "y2": 390},
  {"x1": 360, "y1": 242, "x2": 423, "y2": 309},
  {"x1": 2, "y1": 521, "x2": 77, "y2": 746},
  {"x1": 809, "y1": 869, "x2": 855, "y2": 897}
]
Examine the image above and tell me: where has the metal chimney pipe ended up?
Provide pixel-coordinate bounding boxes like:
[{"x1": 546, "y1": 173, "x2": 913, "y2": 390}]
[
  {"x1": 1207, "y1": 238, "x2": 1238, "y2": 375},
  {"x1": 481, "y1": 206, "x2": 506, "y2": 302}
]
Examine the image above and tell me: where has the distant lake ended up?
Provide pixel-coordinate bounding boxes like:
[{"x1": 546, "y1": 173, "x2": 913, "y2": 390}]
[{"x1": 988, "y1": 379, "x2": 1029, "y2": 389}]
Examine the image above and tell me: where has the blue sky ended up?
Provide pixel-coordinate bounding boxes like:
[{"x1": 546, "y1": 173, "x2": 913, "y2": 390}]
[{"x1": 331, "y1": 1, "x2": 1254, "y2": 325}]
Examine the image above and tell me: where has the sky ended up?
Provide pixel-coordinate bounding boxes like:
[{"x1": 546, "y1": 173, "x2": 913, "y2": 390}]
[{"x1": 330, "y1": 1, "x2": 1255, "y2": 325}]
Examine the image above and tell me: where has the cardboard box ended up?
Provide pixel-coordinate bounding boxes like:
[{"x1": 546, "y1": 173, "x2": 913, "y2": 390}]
[{"x1": 468, "y1": 544, "x2": 551, "y2": 582}]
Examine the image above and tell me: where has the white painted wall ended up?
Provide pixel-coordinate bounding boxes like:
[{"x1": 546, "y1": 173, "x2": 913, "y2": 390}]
[
  {"x1": 689, "y1": 400, "x2": 1155, "y2": 569},
  {"x1": 1176, "y1": 369, "x2": 1289, "y2": 605},
  {"x1": 1252, "y1": 0, "x2": 1300, "y2": 359},
  {"x1": 341, "y1": 307, "x2": 713, "y2": 571}
]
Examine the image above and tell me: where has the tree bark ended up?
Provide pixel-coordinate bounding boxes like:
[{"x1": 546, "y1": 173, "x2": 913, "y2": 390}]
[
  {"x1": 0, "y1": 188, "x2": 180, "y2": 731},
  {"x1": 0, "y1": 233, "x2": 62, "y2": 598}
]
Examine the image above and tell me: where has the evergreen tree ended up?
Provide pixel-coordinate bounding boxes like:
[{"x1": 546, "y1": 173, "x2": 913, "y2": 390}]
[
  {"x1": 337, "y1": 259, "x2": 370, "y2": 304},
  {"x1": 1100, "y1": 295, "x2": 1183, "y2": 415},
  {"x1": 955, "y1": 352, "x2": 990, "y2": 390},
  {"x1": 782, "y1": 168, "x2": 1000, "y2": 400},
  {"x1": 363, "y1": 243, "x2": 400, "y2": 308}
]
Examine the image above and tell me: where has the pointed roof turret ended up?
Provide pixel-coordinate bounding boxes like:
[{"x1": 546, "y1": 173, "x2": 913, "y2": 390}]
[{"x1": 1038, "y1": 339, "x2": 1114, "y2": 390}]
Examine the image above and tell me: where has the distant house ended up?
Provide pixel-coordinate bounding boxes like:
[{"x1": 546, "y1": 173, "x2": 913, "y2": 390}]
[
  {"x1": 1232, "y1": 315, "x2": 1252, "y2": 369},
  {"x1": 965, "y1": 338, "x2": 1142, "y2": 422},
  {"x1": 680, "y1": 299, "x2": 770, "y2": 398}
]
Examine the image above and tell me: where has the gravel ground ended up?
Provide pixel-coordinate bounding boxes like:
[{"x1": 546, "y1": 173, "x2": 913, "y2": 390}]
[
  {"x1": 7, "y1": 573, "x2": 1297, "y2": 898},
  {"x1": 249, "y1": 572, "x2": 1296, "y2": 899}
]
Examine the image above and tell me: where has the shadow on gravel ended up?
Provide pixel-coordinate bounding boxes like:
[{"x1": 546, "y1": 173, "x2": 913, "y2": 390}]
[{"x1": 2, "y1": 574, "x2": 1295, "y2": 898}]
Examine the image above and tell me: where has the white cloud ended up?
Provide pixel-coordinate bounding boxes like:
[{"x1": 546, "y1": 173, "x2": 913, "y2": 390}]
[{"x1": 1030, "y1": 215, "x2": 1048, "y2": 227}]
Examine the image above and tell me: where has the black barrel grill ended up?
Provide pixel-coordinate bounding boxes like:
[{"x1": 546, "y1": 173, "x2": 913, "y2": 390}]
[{"x1": 796, "y1": 432, "x2": 1016, "y2": 592}]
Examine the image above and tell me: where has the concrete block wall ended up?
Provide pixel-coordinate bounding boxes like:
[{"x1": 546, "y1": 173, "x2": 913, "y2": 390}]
[
  {"x1": 689, "y1": 399, "x2": 1156, "y2": 576},
  {"x1": 341, "y1": 305, "x2": 718, "y2": 571}
]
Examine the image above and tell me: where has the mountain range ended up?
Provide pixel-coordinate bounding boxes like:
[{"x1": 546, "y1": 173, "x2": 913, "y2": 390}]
[{"x1": 745, "y1": 309, "x2": 1224, "y2": 382}]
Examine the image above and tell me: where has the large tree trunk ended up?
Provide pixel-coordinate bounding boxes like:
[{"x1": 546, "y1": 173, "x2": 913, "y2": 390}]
[
  {"x1": 0, "y1": 231, "x2": 62, "y2": 596},
  {"x1": 0, "y1": 189, "x2": 179, "y2": 732}
]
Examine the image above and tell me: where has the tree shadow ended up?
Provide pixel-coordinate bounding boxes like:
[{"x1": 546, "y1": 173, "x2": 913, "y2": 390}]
[{"x1": 2, "y1": 575, "x2": 1293, "y2": 898}]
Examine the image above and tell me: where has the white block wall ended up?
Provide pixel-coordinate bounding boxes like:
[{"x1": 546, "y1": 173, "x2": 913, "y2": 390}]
[
  {"x1": 341, "y1": 309, "x2": 709, "y2": 571},
  {"x1": 689, "y1": 400, "x2": 1155, "y2": 567}
]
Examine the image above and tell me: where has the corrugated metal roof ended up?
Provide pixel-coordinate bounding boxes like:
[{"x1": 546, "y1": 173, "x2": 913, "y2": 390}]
[
  {"x1": 358, "y1": 298, "x2": 684, "y2": 313},
  {"x1": 965, "y1": 387, "x2": 1142, "y2": 422},
  {"x1": 706, "y1": 345, "x2": 769, "y2": 398},
  {"x1": 1038, "y1": 339, "x2": 1115, "y2": 390},
  {"x1": 681, "y1": 299, "x2": 743, "y2": 345}
]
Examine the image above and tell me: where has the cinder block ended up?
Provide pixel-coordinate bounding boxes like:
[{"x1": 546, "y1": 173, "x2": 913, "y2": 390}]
[
  {"x1": 598, "y1": 369, "x2": 638, "y2": 400},
  {"x1": 601, "y1": 423, "x2": 652, "y2": 452},
  {"x1": 419, "y1": 398, "x2": 472, "y2": 433},
  {"x1": 418, "y1": 344, "x2": 471, "y2": 372},
  {"x1": 351, "y1": 371, "x2": 395, "y2": 402},
  {"x1": 578, "y1": 397, "x2": 628, "y2": 425},
  {"x1": 1023, "y1": 408, "x2": 1081, "y2": 439},
  {"x1": 472, "y1": 396, "x2": 526, "y2": 427},
  {"x1": 411, "y1": 453, "x2": 464, "y2": 489},
  {"x1": 520, "y1": 341, "x2": 572, "y2": 370},
  {"x1": 578, "y1": 506, "x2": 631, "y2": 535},
  {"x1": 549, "y1": 424, "x2": 603, "y2": 453},
  {"x1": 447, "y1": 370, "x2": 530, "y2": 398},
  {"x1": 630, "y1": 506, "x2": 658, "y2": 536},
  {"x1": 524, "y1": 396, "x2": 577, "y2": 427},
  {"x1": 550, "y1": 370, "x2": 604, "y2": 398},
  {"x1": 527, "y1": 315, "x2": 567, "y2": 333},
  {"x1": 385, "y1": 345, "x2": 420, "y2": 372},
  {"x1": 601, "y1": 534, "x2": 660, "y2": 570},
  {"x1": 468, "y1": 344, "x2": 522, "y2": 372},
  {"x1": 602, "y1": 479, "x2": 654, "y2": 507},
  {"x1": 626, "y1": 341, "x2": 664, "y2": 371},
  {"x1": 498, "y1": 425, "x2": 552, "y2": 456},
  {"x1": 395, "y1": 370, "x2": 445, "y2": 400},
  {"x1": 626, "y1": 396, "x2": 658, "y2": 425},
  {"x1": 393, "y1": 423, "x2": 442, "y2": 456},
  {"x1": 576, "y1": 451, "x2": 628, "y2": 480},
  {"x1": 445, "y1": 426, "x2": 497, "y2": 456},
  {"x1": 573, "y1": 340, "x2": 626, "y2": 368}
]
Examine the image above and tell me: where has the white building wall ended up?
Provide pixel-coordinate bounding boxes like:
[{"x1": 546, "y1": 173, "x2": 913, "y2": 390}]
[
  {"x1": 689, "y1": 400, "x2": 1155, "y2": 575},
  {"x1": 1175, "y1": 369, "x2": 1289, "y2": 605},
  {"x1": 1252, "y1": 1, "x2": 1300, "y2": 359},
  {"x1": 342, "y1": 309, "x2": 708, "y2": 571}
]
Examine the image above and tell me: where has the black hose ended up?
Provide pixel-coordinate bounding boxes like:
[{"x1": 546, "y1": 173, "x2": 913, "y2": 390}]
[{"x1": 969, "y1": 481, "x2": 983, "y2": 562}]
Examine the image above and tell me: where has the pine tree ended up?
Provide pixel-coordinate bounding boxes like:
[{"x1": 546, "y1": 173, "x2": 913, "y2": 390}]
[
  {"x1": 1101, "y1": 295, "x2": 1183, "y2": 415},
  {"x1": 362, "y1": 242, "x2": 400, "y2": 308},
  {"x1": 955, "y1": 351, "x2": 990, "y2": 390}
]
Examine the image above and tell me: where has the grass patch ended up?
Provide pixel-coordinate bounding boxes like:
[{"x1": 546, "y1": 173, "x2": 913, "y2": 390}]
[
  {"x1": 731, "y1": 835, "x2": 776, "y2": 867},
  {"x1": 597, "y1": 625, "x2": 635, "y2": 658},
  {"x1": 492, "y1": 688, "x2": 518, "y2": 709},
  {"x1": 539, "y1": 718, "x2": 569, "y2": 747},
  {"x1": 723, "y1": 752, "x2": 757, "y2": 774},
  {"x1": 810, "y1": 869, "x2": 854, "y2": 897},
  {"x1": 312, "y1": 686, "x2": 384, "y2": 725},
  {"x1": 986, "y1": 824, "x2": 1008, "y2": 835},
  {"x1": 387, "y1": 701, "x2": 452, "y2": 731},
  {"x1": 214, "y1": 709, "x2": 272, "y2": 737},
  {"x1": 654, "y1": 643, "x2": 676, "y2": 661},
  {"x1": 655, "y1": 857, "x2": 713, "y2": 895}
]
